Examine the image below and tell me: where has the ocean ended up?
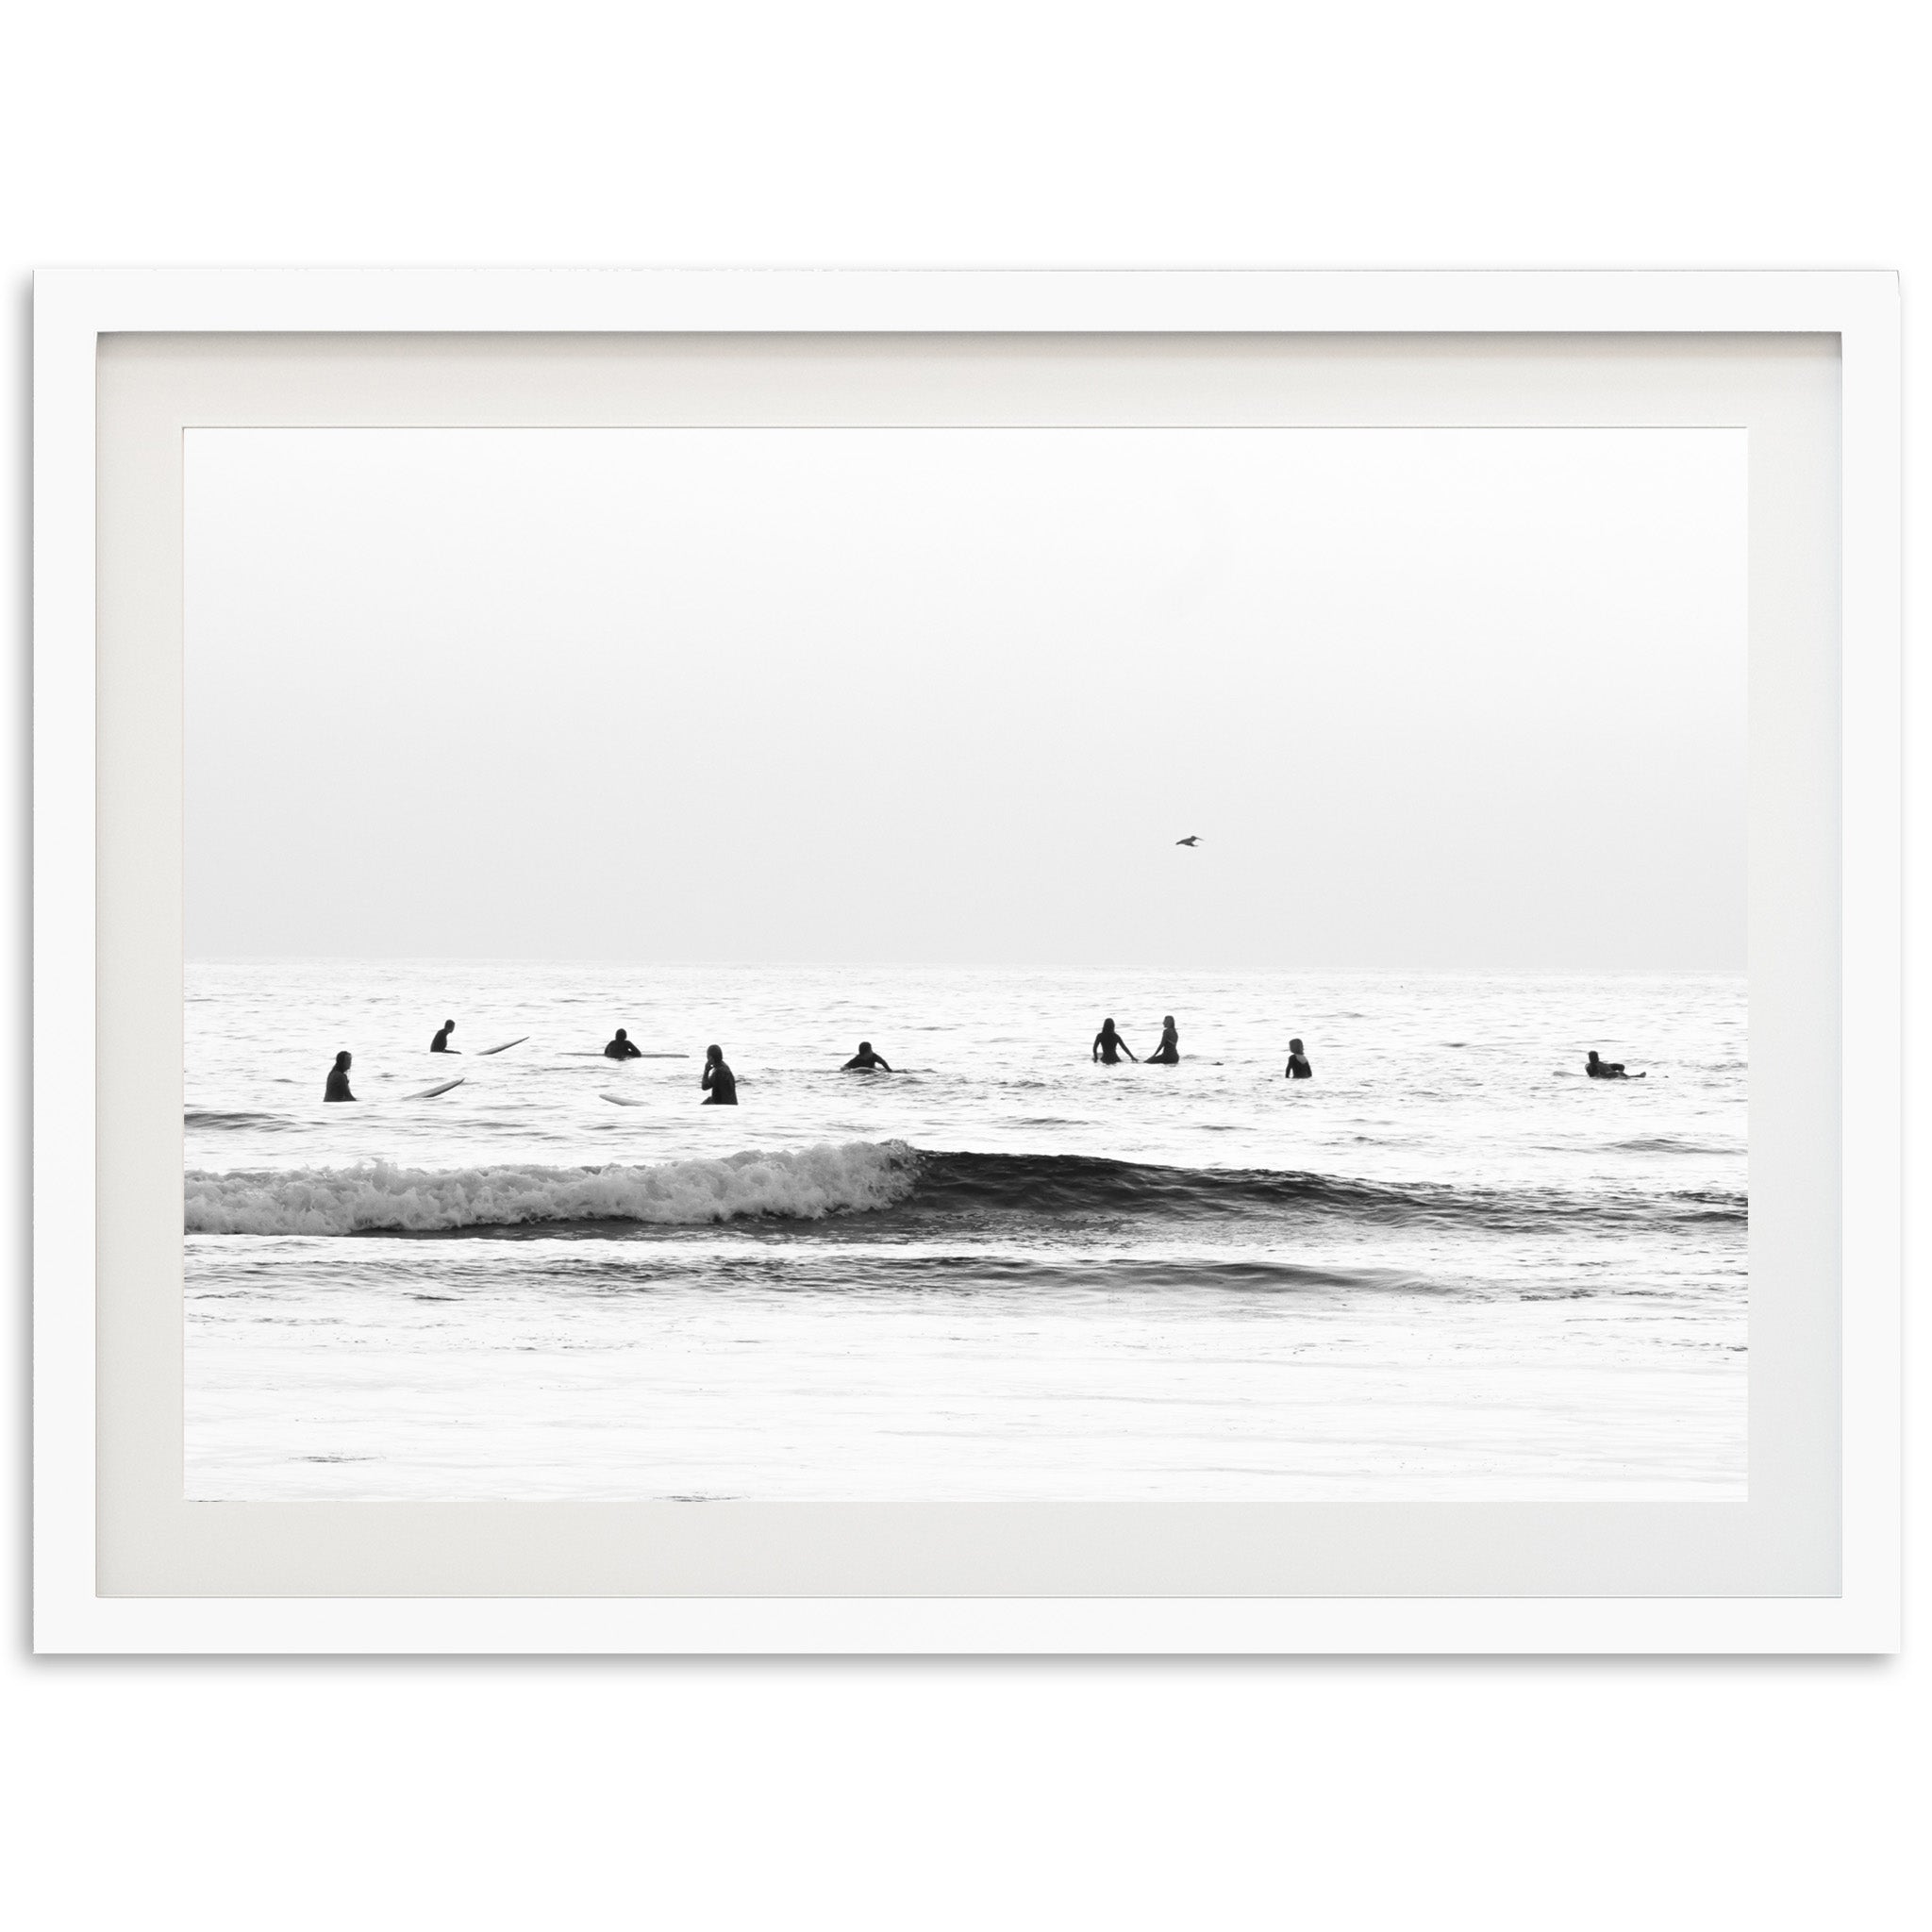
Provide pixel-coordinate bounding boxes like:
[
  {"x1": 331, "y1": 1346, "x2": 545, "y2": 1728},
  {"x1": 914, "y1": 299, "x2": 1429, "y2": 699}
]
[{"x1": 184, "y1": 958, "x2": 1747, "y2": 1500}]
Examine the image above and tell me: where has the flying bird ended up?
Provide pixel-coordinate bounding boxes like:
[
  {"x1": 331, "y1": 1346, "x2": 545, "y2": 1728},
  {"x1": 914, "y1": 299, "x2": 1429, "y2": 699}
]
[{"x1": 1175, "y1": 835, "x2": 1202, "y2": 847}]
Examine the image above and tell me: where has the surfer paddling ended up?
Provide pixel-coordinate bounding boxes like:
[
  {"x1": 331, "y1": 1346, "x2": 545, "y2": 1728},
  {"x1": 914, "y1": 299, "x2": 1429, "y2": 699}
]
[
  {"x1": 603, "y1": 1028, "x2": 642, "y2": 1060},
  {"x1": 841, "y1": 1041, "x2": 893, "y2": 1072},
  {"x1": 1586, "y1": 1050, "x2": 1645, "y2": 1080},
  {"x1": 324, "y1": 1051, "x2": 355, "y2": 1102},
  {"x1": 701, "y1": 1044, "x2": 739, "y2": 1105},
  {"x1": 1147, "y1": 1015, "x2": 1180, "y2": 1065},
  {"x1": 1092, "y1": 1018, "x2": 1137, "y2": 1064},
  {"x1": 1285, "y1": 1038, "x2": 1312, "y2": 1080},
  {"x1": 430, "y1": 1019, "x2": 458, "y2": 1053}
]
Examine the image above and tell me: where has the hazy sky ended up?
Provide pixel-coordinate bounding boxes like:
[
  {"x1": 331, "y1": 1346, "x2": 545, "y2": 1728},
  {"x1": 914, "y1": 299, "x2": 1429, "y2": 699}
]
[{"x1": 186, "y1": 425, "x2": 1745, "y2": 968}]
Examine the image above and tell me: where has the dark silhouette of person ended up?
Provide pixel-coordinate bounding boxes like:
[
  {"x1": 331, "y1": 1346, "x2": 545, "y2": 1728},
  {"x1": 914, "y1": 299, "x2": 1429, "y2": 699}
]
[
  {"x1": 702, "y1": 1044, "x2": 738, "y2": 1104},
  {"x1": 604, "y1": 1028, "x2": 642, "y2": 1060},
  {"x1": 1586, "y1": 1050, "x2": 1645, "y2": 1080},
  {"x1": 430, "y1": 1019, "x2": 458, "y2": 1053},
  {"x1": 324, "y1": 1051, "x2": 355, "y2": 1102},
  {"x1": 1286, "y1": 1038, "x2": 1312, "y2": 1080},
  {"x1": 1147, "y1": 1015, "x2": 1180, "y2": 1064},
  {"x1": 842, "y1": 1041, "x2": 893, "y2": 1072},
  {"x1": 1092, "y1": 1018, "x2": 1137, "y2": 1064}
]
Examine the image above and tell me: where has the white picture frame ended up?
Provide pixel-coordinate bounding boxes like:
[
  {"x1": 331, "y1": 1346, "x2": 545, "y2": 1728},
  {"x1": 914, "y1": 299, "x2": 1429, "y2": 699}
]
[{"x1": 33, "y1": 269, "x2": 1901, "y2": 1653}]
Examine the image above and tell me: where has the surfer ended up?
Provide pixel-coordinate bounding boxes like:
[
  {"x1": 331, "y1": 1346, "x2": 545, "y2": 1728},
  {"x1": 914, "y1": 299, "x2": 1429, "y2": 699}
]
[
  {"x1": 324, "y1": 1051, "x2": 355, "y2": 1102},
  {"x1": 1147, "y1": 1015, "x2": 1180, "y2": 1065},
  {"x1": 701, "y1": 1044, "x2": 738, "y2": 1105},
  {"x1": 603, "y1": 1028, "x2": 643, "y2": 1060},
  {"x1": 842, "y1": 1041, "x2": 893, "y2": 1072},
  {"x1": 430, "y1": 1019, "x2": 458, "y2": 1053},
  {"x1": 1586, "y1": 1050, "x2": 1645, "y2": 1080},
  {"x1": 1091, "y1": 1018, "x2": 1138, "y2": 1064},
  {"x1": 1285, "y1": 1038, "x2": 1312, "y2": 1080}
]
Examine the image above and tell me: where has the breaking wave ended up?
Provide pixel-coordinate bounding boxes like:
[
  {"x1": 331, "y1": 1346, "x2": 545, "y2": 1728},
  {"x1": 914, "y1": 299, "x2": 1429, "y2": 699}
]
[
  {"x1": 185, "y1": 1141, "x2": 1747, "y2": 1238},
  {"x1": 186, "y1": 1141, "x2": 920, "y2": 1235}
]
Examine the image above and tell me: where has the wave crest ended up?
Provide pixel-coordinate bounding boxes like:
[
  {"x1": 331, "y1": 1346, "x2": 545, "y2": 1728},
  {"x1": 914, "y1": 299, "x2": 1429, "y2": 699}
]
[
  {"x1": 185, "y1": 1141, "x2": 1747, "y2": 1238},
  {"x1": 910, "y1": 1149, "x2": 1745, "y2": 1231},
  {"x1": 186, "y1": 1140, "x2": 919, "y2": 1236}
]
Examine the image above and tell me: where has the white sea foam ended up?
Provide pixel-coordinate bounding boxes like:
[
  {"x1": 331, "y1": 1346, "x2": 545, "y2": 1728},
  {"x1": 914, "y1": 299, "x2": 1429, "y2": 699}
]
[{"x1": 186, "y1": 1140, "x2": 918, "y2": 1235}]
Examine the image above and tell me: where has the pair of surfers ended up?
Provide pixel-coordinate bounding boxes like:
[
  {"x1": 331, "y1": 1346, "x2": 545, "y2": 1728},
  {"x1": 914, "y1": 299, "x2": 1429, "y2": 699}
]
[
  {"x1": 605, "y1": 1030, "x2": 740, "y2": 1103},
  {"x1": 691, "y1": 1040, "x2": 891, "y2": 1105},
  {"x1": 1091, "y1": 1016, "x2": 1182, "y2": 1066},
  {"x1": 600, "y1": 1027, "x2": 735, "y2": 1101}
]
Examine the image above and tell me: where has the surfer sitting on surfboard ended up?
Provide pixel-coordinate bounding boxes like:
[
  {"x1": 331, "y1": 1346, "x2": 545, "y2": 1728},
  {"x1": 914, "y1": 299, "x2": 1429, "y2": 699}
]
[
  {"x1": 701, "y1": 1044, "x2": 738, "y2": 1104},
  {"x1": 1147, "y1": 1016, "x2": 1180, "y2": 1065},
  {"x1": 1586, "y1": 1050, "x2": 1645, "y2": 1080},
  {"x1": 1092, "y1": 1018, "x2": 1137, "y2": 1064},
  {"x1": 604, "y1": 1028, "x2": 643, "y2": 1060},
  {"x1": 324, "y1": 1051, "x2": 355, "y2": 1102},
  {"x1": 430, "y1": 1019, "x2": 458, "y2": 1053},
  {"x1": 1286, "y1": 1039, "x2": 1312, "y2": 1080},
  {"x1": 841, "y1": 1041, "x2": 892, "y2": 1072}
]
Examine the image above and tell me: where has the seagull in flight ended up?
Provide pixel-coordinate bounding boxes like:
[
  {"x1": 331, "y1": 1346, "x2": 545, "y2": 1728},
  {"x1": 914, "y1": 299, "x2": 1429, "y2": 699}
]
[{"x1": 1175, "y1": 835, "x2": 1202, "y2": 847}]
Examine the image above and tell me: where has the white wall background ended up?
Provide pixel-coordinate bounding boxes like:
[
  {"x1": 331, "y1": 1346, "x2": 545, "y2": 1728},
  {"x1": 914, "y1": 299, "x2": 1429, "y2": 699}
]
[{"x1": 4, "y1": 4, "x2": 1922, "y2": 1927}]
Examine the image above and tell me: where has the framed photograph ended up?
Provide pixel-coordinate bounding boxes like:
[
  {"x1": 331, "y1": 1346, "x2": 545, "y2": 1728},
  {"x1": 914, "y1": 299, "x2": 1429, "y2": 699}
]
[{"x1": 34, "y1": 270, "x2": 1900, "y2": 1652}]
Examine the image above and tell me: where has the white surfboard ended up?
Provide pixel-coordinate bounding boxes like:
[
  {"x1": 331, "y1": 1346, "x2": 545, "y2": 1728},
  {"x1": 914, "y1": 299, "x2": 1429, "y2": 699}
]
[
  {"x1": 408, "y1": 1076, "x2": 465, "y2": 1100},
  {"x1": 476, "y1": 1036, "x2": 529, "y2": 1056},
  {"x1": 564, "y1": 1050, "x2": 691, "y2": 1059}
]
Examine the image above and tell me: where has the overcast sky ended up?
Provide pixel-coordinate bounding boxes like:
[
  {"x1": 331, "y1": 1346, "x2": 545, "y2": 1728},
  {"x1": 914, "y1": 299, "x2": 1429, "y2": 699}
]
[{"x1": 185, "y1": 425, "x2": 1745, "y2": 969}]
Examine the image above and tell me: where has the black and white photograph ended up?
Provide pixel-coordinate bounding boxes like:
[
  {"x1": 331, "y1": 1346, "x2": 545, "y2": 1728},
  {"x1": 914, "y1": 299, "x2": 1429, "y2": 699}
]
[
  {"x1": 183, "y1": 422, "x2": 1747, "y2": 1502},
  {"x1": 9, "y1": 3, "x2": 1923, "y2": 1926}
]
